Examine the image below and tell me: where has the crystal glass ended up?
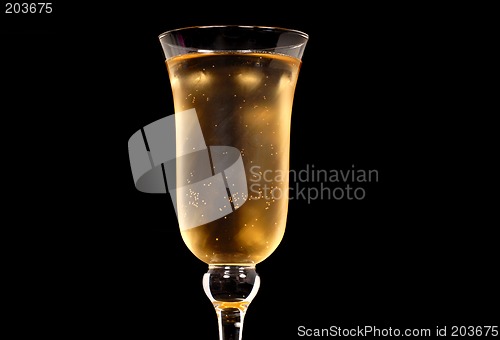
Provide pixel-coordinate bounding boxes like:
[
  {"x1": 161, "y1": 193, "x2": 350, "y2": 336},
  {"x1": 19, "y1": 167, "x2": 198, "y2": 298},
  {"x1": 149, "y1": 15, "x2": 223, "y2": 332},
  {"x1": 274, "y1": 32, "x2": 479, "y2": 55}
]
[{"x1": 158, "y1": 25, "x2": 308, "y2": 339}]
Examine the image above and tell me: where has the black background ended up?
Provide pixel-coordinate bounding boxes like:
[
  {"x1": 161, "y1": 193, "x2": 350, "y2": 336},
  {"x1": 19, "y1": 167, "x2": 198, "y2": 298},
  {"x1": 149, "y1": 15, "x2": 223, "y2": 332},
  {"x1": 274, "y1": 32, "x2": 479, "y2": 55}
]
[{"x1": 2, "y1": 2, "x2": 498, "y2": 339}]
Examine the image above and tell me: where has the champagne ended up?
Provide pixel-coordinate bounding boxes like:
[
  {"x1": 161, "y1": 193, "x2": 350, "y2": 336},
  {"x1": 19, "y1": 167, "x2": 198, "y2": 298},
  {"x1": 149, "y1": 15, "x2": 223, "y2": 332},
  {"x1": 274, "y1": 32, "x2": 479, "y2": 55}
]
[{"x1": 167, "y1": 52, "x2": 301, "y2": 265}]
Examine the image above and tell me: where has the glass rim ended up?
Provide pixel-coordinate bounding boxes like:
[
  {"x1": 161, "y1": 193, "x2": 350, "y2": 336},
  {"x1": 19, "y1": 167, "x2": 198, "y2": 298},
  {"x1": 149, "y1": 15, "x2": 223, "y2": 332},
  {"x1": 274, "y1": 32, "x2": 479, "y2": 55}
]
[
  {"x1": 159, "y1": 24, "x2": 309, "y2": 40},
  {"x1": 158, "y1": 25, "x2": 309, "y2": 53}
]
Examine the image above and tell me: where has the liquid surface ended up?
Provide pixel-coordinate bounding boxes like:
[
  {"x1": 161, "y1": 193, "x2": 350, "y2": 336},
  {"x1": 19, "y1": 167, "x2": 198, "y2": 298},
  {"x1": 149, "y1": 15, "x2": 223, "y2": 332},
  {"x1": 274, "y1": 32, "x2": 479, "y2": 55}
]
[{"x1": 167, "y1": 52, "x2": 301, "y2": 265}]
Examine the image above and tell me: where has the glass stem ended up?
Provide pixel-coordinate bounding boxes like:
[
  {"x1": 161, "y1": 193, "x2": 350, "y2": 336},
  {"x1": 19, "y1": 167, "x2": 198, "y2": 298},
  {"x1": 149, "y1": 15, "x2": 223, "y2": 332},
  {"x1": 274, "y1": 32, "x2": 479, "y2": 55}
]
[
  {"x1": 219, "y1": 307, "x2": 243, "y2": 340},
  {"x1": 203, "y1": 265, "x2": 260, "y2": 340}
]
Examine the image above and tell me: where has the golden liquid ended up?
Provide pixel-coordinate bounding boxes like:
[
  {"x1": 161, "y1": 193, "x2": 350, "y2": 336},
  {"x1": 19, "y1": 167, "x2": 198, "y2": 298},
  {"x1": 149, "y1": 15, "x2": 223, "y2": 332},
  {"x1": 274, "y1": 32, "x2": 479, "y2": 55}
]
[{"x1": 167, "y1": 52, "x2": 301, "y2": 265}]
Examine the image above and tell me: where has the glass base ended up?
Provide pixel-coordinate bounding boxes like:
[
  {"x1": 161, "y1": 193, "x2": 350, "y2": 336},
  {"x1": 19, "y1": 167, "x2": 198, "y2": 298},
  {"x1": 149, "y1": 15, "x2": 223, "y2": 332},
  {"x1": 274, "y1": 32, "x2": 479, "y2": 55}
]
[{"x1": 203, "y1": 265, "x2": 260, "y2": 340}]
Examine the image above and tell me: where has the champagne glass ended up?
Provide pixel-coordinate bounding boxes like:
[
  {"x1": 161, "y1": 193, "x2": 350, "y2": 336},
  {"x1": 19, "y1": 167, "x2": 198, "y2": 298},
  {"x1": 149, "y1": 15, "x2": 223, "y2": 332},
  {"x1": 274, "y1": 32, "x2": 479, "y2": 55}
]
[{"x1": 158, "y1": 25, "x2": 308, "y2": 339}]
